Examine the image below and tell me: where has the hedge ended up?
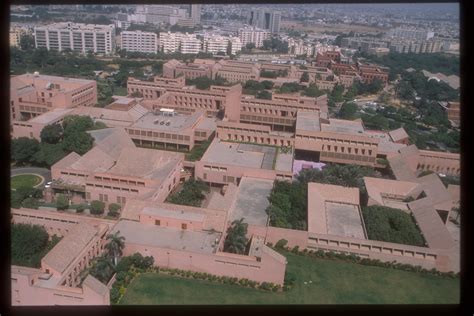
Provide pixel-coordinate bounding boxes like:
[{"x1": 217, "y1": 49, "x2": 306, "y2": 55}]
[{"x1": 271, "y1": 245, "x2": 459, "y2": 280}]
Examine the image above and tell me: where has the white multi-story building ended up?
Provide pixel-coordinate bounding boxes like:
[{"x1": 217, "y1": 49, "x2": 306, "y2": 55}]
[
  {"x1": 159, "y1": 31, "x2": 201, "y2": 54},
  {"x1": 229, "y1": 36, "x2": 242, "y2": 55},
  {"x1": 204, "y1": 35, "x2": 228, "y2": 55},
  {"x1": 121, "y1": 30, "x2": 158, "y2": 54},
  {"x1": 34, "y1": 22, "x2": 115, "y2": 55},
  {"x1": 238, "y1": 27, "x2": 270, "y2": 48},
  {"x1": 10, "y1": 26, "x2": 28, "y2": 47},
  {"x1": 180, "y1": 36, "x2": 201, "y2": 54},
  {"x1": 387, "y1": 27, "x2": 435, "y2": 41}
]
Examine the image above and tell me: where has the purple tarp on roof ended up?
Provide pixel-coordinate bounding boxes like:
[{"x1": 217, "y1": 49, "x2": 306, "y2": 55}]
[{"x1": 293, "y1": 160, "x2": 326, "y2": 175}]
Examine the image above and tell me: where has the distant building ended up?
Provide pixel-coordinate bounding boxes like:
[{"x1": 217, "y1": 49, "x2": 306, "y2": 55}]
[
  {"x1": 159, "y1": 31, "x2": 200, "y2": 54},
  {"x1": 388, "y1": 27, "x2": 435, "y2": 41},
  {"x1": 34, "y1": 22, "x2": 115, "y2": 55},
  {"x1": 238, "y1": 27, "x2": 270, "y2": 48},
  {"x1": 10, "y1": 26, "x2": 30, "y2": 47},
  {"x1": 248, "y1": 9, "x2": 281, "y2": 33},
  {"x1": 190, "y1": 4, "x2": 201, "y2": 25},
  {"x1": 121, "y1": 31, "x2": 158, "y2": 54}
]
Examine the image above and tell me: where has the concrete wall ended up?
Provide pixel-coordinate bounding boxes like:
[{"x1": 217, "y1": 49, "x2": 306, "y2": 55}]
[
  {"x1": 11, "y1": 268, "x2": 109, "y2": 306},
  {"x1": 122, "y1": 241, "x2": 286, "y2": 285}
]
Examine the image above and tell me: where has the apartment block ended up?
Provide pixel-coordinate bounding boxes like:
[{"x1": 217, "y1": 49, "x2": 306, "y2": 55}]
[
  {"x1": 388, "y1": 27, "x2": 435, "y2": 41},
  {"x1": 34, "y1": 22, "x2": 115, "y2": 55},
  {"x1": 159, "y1": 31, "x2": 201, "y2": 54},
  {"x1": 121, "y1": 30, "x2": 158, "y2": 54},
  {"x1": 238, "y1": 27, "x2": 271, "y2": 48}
]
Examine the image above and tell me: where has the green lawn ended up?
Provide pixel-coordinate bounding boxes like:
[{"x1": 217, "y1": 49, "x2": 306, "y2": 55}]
[
  {"x1": 119, "y1": 252, "x2": 459, "y2": 305},
  {"x1": 11, "y1": 174, "x2": 42, "y2": 190}
]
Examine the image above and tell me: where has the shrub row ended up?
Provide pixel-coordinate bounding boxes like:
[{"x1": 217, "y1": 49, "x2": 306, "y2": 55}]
[
  {"x1": 272, "y1": 241, "x2": 459, "y2": 279},
  {"x1": 157, "y1": 267, "x2": 282, "y2": 292}
]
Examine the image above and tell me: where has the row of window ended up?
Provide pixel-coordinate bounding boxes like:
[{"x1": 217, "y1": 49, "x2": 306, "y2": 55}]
[
  {"x1": 416, "y1": 163, "x2": 460, "y2": 174},
  {"x1": 322, "y1": 144, "x2": 373, "y2": 156},
  {"x1": 242, "y1": 106, "x2": 295, "y2": 117},
  {"x1": 13, "y1": 212, "x2": 77, "y2": 224},
  {"x1": 296, "y1": 134, "x2": 377, "y2": 147},
  {"x1": 86, "y1": 183, "x2": 140, "y2": 193},
  {"x1": 61, "y1": 171, "x2": 87, "y2": 177},
  {"x1": 94, "y1": 176, "x2": 145, "y2": 186},
  {"x1": 241, "y1": 114, "x2": 294, "y2": 126},
  {"x1": 127, "y1": 129, "x2": 191, "y2": 142},
  {"x1": 203, "y1": 165, "x2": 227, "y2": 172}
]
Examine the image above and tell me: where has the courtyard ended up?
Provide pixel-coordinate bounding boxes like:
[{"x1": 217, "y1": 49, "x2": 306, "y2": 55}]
[{"x1": 119, "y1": 252, "x2": 459, "y2": 305}]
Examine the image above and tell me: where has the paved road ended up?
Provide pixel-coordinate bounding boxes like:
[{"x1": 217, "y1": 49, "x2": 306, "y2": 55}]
[{"x1": 11, "y1": 167, "x2": 52, "y2": 188}]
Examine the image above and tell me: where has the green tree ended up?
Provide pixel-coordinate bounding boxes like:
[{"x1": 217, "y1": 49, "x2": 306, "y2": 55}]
[
  {"x1": 19, "y1": 34, "x2": 35, "y2": 50},
  {"x1": 245, "y1": 43, "x2": 256, "y2": 50},
  {"x1": 105, "y1": 231, "x2": 126, "y2": 266},
  {"x1": 12, "y1": 137, "x2": 41, "y2": 165},
  {"x1": 304, "y1": 84, "x2": 325, "y2": 97},
  {"x1": 34, "y1": 143, "x2": 68, "y2": 167},
  {"x1": 338, "y1": 102, "x2": 358, "y2": 119},
  {"x1": 21, "y1": 197, "x2": 39, "y2": 209},
  {"x1": 224, "y1": 218, "x2": 249, "y2": 254},
  {"x1": 62, "y1": 132, "x2": 94, "y2": 155},
  {"x1": 300, "y1": 72, "x2": 309, "y2": 83},
  {"x1": 256, "y1": 90, "x2": 272, "y2": 100},
  {"x1": 361, "y1": 205, "x2": 426, "y2": 246},
  {"x1": 11, "y1": 223, "x2": 50, "y2": 268},
  {"x1": 108, "y1": 203, "x2": 122, "y2": 218},
  {"x1": 90, "y1": 200, "x2": 105, "y2": 215},
  {"x1": 90, "y1": 255, "x2": 115, "y2": 284},
  {"x1": 56, "y1": 194, "x2": 69, "y2": 211},
  {"x1": 279, "y1": 82, "x2": 302, "y2": 94},
  {"x1": 331, "y1": 84, "x2": 345, "y2": 102},
  {"x1": 261, "y1": 80, "x2": 274, "y2": 90},
  {"x1": 40, "y1": 123, "x2": 63, "y2": 144},
  {"x1": 167, "y1": 179, "x2": 210, "y2": 207}
]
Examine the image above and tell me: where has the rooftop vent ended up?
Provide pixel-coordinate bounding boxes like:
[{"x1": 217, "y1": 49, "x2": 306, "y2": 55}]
[
  {"x1": 237, "y1": 150, "x2": 244, "y2": 153},
  {"x1": 33, "y1": 71, "x2": 39, "y2": 77},
  {"x1": 165, "y1": 121, "x2": 171, "y2": 126},
  {"x1": 154, "y1": 119, "x2": 159, "y2": 125},
  {"x1": 160, "y1": 121, "x2": 165, "y2": 125}
]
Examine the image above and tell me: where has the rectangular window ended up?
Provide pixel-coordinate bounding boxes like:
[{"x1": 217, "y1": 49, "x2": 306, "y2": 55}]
[
  {"x1": 181, "y1": 223, "x2": 187, "y2": 230},
  {"x1": 155, "y1": 220, "x2": 160, "y2": 226}
]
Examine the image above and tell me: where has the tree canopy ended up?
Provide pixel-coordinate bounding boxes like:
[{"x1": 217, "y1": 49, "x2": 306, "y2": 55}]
[
  {"x1": 362, "y1": 205, "x2": 426, "y2": 247},
  {"x1": 12, "y1": 223, "x2": 60, "y2": 268},
  {"x1": 166, "y1": 179, "x2": 210, "y2": 207},
  {"x1": 40, "y1": 123, "x2": 63, "y2": 144},
  {"x1": 223, "y1": 218, "x2": 249, "y2": 254},
  {"x1": 338, "y1": 102, "x2": 359, "y2": 120}
]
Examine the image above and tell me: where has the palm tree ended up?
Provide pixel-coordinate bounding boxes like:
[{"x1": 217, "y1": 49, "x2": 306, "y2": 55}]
[
  {"x1": 90, "y1": 255, "x2": 114, "y2": 284},
  {"x1": 224, "y1": 218, "x2": 249, "y2": 255},
  {"x1": 105, "y1": 231, "x2": 125, "y2": 266}
]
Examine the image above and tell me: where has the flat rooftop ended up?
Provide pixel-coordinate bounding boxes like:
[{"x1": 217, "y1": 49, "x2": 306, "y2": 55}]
[
  {"x1": 201, "y1": 140, "x2": 277, "y2": 170},
  {"x1": 321, "y1": 119, "x2": 365, "y2": 134},
  {"x1": 142, "y1": 206, "x2": 205, "y2": 222},
  {"x1": 325, "y1": 202, "x2": 366, "y2": 239},
  {"x1": 28, "y1": 108, "x2": 74, "y2": 124},
  {"x1": 131, "y1": 111, "x2": 202, "y2": 132},
  {"x1": 230, "y1": 177, "x2": 273, "y2": 226},
  {"x1": 296, "y1": 111, "x2": 321, "y2": 132},
  {"x1": 307, "y1": 182, "x2": 365, "y2": 239},
  {"x1": 112, "y1": 220, "x2": 221, "y2": 254}
]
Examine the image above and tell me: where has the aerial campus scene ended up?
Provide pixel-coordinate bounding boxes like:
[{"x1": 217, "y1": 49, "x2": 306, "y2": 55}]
[{"x1": 9, "y1": 3, "x2": 461, "y2": 306}]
